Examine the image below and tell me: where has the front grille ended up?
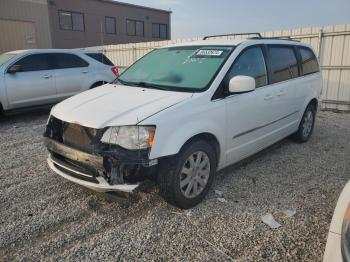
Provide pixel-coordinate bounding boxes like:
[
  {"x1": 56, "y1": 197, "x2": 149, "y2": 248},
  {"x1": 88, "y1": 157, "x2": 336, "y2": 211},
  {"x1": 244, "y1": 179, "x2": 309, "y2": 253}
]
[
  {"x1": 45, "y1": 116, "x2": 106, "y2": 154},
  {"x1": 62, "y1": 123, "x2": 97, "y2": 153}
]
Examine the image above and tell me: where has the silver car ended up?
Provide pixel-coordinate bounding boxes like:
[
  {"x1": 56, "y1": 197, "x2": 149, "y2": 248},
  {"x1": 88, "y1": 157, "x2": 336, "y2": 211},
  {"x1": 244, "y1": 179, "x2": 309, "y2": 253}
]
[{"x1": 0, "y1": 49, "x2": 118, "y2": 114}]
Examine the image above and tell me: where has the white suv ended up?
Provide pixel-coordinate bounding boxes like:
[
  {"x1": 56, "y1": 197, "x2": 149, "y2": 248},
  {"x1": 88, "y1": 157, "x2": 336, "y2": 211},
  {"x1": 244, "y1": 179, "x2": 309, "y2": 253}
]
[
  {"x1": 44, "y1": 36, "x2": 322, "y2": 209},
  {"x1": 0, "y1": 49, "x2": 118, "y2": 114}
]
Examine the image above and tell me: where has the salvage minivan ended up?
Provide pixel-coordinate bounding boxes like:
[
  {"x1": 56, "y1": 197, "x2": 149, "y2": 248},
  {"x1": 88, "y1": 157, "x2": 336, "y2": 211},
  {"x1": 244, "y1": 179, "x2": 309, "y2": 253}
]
[{"x1": 44, "y1": 35, "x2": 322, "y2": 209}]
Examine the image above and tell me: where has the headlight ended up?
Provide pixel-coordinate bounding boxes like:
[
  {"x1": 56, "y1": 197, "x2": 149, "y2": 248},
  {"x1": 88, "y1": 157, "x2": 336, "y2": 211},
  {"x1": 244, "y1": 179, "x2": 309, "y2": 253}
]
[{"x1": 101, "y1": 126, "x2": 156, "y2": 150}]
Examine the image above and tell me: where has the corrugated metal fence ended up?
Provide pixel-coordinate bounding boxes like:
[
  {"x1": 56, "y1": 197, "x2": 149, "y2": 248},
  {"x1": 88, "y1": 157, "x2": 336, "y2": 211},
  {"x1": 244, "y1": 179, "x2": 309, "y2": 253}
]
[{"x1": 94, "y1": 24, "x2": 350, "y2": 111}]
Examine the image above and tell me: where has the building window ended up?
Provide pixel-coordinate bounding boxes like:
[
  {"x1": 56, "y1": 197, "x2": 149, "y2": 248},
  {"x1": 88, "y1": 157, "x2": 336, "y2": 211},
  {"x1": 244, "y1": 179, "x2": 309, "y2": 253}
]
[
  {"x1": 126, "y1": 19, "x2": 144, "y2": 37},
  {"x1": 152, "y1": 23, "x2": 167, "y2": 39},
  {"x1": 59, "y1": 10, "x2": 85, "y2": 31},
  {"x1": 105, "y1": 16, "x2": 116, "y2": 34}
]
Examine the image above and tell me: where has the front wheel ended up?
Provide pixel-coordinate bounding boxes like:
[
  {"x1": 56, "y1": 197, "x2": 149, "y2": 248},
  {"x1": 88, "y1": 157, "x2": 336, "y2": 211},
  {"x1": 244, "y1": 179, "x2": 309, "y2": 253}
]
[
  {"x1": 292, "y1": 103, "x2": 316, "y2": 142},
  {"x1": 157, "y1": 140, "x2": 216, "y2": 209}
]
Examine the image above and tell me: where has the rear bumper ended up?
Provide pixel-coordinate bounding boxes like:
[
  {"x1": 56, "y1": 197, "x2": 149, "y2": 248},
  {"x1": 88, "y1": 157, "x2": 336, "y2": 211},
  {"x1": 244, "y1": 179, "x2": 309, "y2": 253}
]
[{"x1": 47, "y1": 154, "x2": 139, "y2": 193}]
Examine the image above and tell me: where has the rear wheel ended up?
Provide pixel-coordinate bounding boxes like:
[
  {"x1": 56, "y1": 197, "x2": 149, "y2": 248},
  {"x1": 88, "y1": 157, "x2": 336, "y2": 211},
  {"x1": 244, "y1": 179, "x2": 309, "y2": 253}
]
[
  {"x1": 90, "y1": 81, "x2": 106, "y2": 89},
  {"x1": 157, "y1": 140, "x2": 216, "y2": 209},
  {"x1": 292, "y1": 103, "x2": 316, "y2": 142},
  {"x1": 0, "y1": 103, "x2": 4, "y2": 119}
]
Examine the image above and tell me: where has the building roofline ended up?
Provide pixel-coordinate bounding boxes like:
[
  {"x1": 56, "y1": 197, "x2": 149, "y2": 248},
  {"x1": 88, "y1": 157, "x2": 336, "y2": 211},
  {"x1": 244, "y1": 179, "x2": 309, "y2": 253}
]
[{"x1": 96, "y1": 0, "x2": 172, "y2": 14}]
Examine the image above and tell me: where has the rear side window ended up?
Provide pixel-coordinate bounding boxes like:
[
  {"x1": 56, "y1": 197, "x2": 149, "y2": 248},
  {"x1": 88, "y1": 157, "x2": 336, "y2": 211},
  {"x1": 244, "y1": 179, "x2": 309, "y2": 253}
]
[
  {"x1": 226, "y1": 47, "x2": 268, "y2": 88},
  {"x1": 299, "y1": 47, "x2": 319, "y2": 75},
  {"x1": 13, "y1": 54, "x2": 52, "y2": 72},
  {"x1": 85, "y1": 53, "x2": 114, "y2": 66},
  {"x1": 54, "y1": 53, "x2": 89, "y2": 69},
  {"x1": 268, "y1": 46, "x2": 298, "y2": 83}
]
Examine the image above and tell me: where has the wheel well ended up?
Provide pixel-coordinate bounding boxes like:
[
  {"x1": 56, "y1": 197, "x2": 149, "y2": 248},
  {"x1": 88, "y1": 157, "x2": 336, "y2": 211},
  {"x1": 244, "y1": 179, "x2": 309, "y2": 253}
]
[
  {"x1": 181, "y1": 133, "x2": 220, "y2": 166},
  {"x1": 309, "y1": 98, "x2": 318, "y2": 110},
  {"x1": 90, "y1": 81, "x2": 106, "y2": 89}
]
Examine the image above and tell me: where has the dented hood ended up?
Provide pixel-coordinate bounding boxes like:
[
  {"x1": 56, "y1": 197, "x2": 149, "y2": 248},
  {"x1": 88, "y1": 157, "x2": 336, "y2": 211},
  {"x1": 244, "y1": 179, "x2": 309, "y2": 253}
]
[{"x1": 51, "y1": 84, "x2": 193, "y2": 128}]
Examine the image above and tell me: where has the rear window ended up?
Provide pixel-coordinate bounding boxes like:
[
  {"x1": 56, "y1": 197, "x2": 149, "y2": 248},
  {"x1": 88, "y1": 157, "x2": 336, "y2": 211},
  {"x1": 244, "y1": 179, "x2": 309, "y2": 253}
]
[
  {"x1": 299, "y1": 47, "x2": 319, "y2": 75},
  {"x1": 268, "y1": 46, "x2": 299, "y2": 84},
  {"x1": 85, "y1": 53, "x2": 114, "y2": 66}
]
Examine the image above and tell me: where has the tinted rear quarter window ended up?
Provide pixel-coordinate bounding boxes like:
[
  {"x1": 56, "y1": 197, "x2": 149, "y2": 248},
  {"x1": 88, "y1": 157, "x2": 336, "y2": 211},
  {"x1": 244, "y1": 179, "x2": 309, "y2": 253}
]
[
  {"x1": 299, "y1": 47, "x2": 319, "y2": 75},
  {"x1": 86, "y1": 53, "x2": 114, "y2": 66},
  {"x1": 54, "y1": 53, "x2": 89, "y2": 69},
  {"x1": 268, "y1": 46, "x2": 298, "y2": 83}
]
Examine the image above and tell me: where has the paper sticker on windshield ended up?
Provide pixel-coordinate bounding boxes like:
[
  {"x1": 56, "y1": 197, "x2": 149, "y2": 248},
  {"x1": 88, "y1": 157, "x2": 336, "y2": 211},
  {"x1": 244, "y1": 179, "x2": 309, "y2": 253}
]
[{"x1": 195, "y1": 50, "x2": 224, "y2": 57}]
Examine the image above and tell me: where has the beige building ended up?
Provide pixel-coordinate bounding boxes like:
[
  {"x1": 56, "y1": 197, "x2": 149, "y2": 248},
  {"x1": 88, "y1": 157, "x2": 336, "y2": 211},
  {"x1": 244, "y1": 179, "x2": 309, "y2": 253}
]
[{"x1": 0, "y1": 0, "x2": 171, "y2": 53}]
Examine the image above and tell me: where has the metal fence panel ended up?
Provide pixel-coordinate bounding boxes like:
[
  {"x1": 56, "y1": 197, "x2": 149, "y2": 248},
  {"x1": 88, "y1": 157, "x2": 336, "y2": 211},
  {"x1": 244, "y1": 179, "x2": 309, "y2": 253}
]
[{"x1": 95, "y1": 24, "x2": 350, "y2": 111}]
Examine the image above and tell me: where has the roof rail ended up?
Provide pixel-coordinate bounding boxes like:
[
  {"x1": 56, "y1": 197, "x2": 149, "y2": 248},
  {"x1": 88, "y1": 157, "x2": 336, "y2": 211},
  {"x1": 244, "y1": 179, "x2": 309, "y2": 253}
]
[
  {"x1": 203, "y1": 32, "x2": 262, "y2": 40},
  {"x1": 249, "y1": 36, "x2": 298, "y2": 41},
  {"x1": 203, "y1": 33, "x2": 300, "y2": 42}
]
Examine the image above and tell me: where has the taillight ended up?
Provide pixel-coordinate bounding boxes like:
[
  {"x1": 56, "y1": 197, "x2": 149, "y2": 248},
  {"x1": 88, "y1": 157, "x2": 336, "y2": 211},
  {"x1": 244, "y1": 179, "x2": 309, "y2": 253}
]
[{"x1": 111, "y1": 66, "x2": 119, "y2": 76}]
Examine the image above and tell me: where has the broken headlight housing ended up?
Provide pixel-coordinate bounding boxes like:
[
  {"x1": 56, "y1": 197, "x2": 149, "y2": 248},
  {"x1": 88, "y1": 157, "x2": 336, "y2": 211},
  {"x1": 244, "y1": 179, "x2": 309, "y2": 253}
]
[{"x1": 101, "y1": 126, "x2": 156, "y2": 150}]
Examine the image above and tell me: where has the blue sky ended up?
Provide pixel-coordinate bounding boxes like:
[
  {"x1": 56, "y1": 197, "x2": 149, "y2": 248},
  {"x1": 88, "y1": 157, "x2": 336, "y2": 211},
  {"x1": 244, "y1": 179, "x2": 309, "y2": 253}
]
[{"x1": 120, "y1": 0, "x2": 350, "y2": 39}]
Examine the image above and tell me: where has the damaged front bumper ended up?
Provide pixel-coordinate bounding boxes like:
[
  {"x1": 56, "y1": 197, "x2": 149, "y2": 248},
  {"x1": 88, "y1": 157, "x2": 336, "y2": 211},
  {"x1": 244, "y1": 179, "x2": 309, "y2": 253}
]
[
  {"x1": 44, "y1": 137, "x2": 140, "y2": 193},
  {"x1": 47, "y1": 155, "x2": 139, "y2": 193},
  {"x1": 43, "y1": 117, "x2": 158, "y2": 193}
]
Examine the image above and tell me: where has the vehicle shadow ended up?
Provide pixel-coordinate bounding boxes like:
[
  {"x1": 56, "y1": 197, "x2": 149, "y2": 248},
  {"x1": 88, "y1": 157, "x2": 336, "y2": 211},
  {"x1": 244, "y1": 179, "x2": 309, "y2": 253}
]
[{"x1": 0, "y1": 109, "x2": 50, "y2": 125}]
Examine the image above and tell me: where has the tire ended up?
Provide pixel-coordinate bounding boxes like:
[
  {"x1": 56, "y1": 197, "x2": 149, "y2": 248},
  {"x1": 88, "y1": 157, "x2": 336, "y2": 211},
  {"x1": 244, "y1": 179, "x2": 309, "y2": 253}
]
[
  {"x1": 292, "y1": 103, "x2": 316, "y2": 143},
  {"x1": 90, "y1": 81, "x2": 105, "y2": 89},
  {"x1": 0, "y1": 103, "x2": 4, "y2": 120},
  {"x1": 157, "y1": 140, "x2": 217, "y2": 209}
]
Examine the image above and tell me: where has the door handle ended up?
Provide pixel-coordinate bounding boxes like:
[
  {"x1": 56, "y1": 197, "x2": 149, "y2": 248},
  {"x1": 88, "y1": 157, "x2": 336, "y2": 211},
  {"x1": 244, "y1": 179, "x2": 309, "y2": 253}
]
[
  {"x1": 264, "y1": 94, "x2": 273, "y2": 101},
  {"x1": 42, "y1": 74, "x2": 52, "y2": 79},
  {"x1": 81, "y1": 70, "x2": 89, "y2": 74}
]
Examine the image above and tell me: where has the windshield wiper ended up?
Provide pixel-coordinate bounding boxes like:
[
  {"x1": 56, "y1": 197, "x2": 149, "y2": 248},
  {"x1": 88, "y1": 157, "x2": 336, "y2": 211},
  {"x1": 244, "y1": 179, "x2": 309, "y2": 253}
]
[
  {"x1": 114, "y1": 78, "x2": 128, "y2": 85},
  {"x1": 116, "y1": 79, "x2": 168, "y2": 90},
  {"x1": 133, "y1": 82, "x2": 168, "y2": 90}
]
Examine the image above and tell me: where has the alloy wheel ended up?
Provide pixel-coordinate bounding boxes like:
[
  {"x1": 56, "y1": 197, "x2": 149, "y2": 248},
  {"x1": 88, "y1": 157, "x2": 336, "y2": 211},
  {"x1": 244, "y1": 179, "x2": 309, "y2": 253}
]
[
  {"x1": 180, "y1": 151, "x2": 211, "y2": 199},
  {"x1": 302, "y1": 110, "x2": 314, "y2": 138}
]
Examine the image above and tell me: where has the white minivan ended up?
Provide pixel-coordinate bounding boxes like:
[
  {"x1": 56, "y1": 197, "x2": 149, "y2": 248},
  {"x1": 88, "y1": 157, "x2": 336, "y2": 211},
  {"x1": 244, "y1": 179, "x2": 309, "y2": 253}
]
[{"x1": 44, "y1": 35, "x2": 322, "y2": 209}]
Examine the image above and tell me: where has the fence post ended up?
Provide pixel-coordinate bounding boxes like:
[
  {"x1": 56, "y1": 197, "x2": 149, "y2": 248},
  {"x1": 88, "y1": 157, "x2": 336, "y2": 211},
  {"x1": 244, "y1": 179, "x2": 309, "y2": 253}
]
[
  {"x1": 317, "y1": 29, "x2": 323, "y2": 62},
  {"x1": 132, "y1": 44, "x2": 137, "y2": 63}
]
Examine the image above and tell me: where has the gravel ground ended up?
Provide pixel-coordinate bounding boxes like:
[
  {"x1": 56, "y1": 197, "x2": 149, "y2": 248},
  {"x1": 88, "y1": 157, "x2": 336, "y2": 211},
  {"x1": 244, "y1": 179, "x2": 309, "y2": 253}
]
[{"x1": 0, "y1": 110, "x2": 349, "y2": 261}]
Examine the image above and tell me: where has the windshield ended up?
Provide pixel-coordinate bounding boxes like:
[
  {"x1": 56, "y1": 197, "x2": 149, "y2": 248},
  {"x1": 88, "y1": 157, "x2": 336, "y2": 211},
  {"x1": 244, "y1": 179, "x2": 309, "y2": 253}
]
[
  {"x1": 118, "y1": 46, "x2": 234, "y2": 91},
  {"x1": 0, "y1": 53, "x2": 16, "y2": 66}
]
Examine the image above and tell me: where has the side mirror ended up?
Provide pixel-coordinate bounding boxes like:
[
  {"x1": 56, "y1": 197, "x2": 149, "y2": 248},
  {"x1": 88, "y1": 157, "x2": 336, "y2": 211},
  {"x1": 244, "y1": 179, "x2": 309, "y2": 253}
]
[
  {"x1": 8, "y1": 64, "x2": 22, "y2": 74},
  {"x1": 228, "y1": 75, "x2": 256, "y2": 93}
]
